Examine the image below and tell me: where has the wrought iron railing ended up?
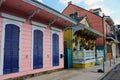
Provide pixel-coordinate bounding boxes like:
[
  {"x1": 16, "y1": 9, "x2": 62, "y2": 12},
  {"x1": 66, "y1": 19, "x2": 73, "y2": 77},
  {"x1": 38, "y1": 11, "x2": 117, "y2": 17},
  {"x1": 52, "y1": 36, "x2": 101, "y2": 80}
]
[{"x1": 106, "y1": 33, "x2": 116, "y2": 39}]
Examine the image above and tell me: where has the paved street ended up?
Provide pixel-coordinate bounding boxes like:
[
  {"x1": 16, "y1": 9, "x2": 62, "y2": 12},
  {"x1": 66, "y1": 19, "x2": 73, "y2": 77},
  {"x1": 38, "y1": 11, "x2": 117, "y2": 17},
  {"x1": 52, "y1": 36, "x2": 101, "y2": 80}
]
[
  {"x1": 101, "y1": 63, "x2": 120, "y2": 80},
  {"x1": 25, "y1": 58, "x2": 120, "y2": 80}
]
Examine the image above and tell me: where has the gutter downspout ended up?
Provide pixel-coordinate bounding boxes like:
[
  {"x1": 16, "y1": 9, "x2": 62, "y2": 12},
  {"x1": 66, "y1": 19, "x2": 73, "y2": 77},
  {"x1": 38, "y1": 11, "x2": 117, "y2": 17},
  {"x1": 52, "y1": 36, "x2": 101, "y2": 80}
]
[
  {"x1": 102, "y1": 16, "x2": 106, "y2": 61},
  {"x1": 102, "y1": 16, "x2": 106, "y2": 72}
]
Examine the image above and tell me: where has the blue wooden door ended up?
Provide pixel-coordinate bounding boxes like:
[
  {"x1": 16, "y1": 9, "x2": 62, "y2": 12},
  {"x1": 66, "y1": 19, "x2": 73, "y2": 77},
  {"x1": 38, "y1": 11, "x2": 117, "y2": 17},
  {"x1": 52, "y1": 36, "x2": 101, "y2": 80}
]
[
  {"x1": 3, "y1": 24, "x2": 20, "y2": 74},
  {"x1": 33, "y1": 30, "x2": 43, "y2": 69},
  {"x1": 52, "y1": 34, "x2": 59, "y2": 66}
]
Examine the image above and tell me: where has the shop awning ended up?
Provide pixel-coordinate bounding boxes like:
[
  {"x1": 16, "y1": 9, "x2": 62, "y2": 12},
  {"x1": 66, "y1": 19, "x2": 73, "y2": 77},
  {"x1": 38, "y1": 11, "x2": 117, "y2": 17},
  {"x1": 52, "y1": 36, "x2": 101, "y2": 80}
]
[
  {"x1": 72, "y1": 24, "x2": 103, "y2": 37},
  {"x1": 106, "y1": 37, "x2": 119, "y2": 43}
]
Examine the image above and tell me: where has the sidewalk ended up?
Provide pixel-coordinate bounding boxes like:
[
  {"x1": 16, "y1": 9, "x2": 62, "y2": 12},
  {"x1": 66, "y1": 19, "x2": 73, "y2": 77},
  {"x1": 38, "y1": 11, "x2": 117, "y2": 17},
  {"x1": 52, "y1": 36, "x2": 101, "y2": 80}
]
[
  {"x1": 100, "y1": 63, "x2": 120, "y2": 80},
  {"x1": 26, "y1": 58, "x2": 120, "y2": 80}
]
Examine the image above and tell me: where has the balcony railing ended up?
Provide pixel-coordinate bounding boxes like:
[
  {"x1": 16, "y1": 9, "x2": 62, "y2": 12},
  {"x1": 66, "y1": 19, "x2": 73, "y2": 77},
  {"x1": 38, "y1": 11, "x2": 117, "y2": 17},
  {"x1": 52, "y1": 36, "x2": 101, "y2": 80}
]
[
  {"x1": 73, "y1": 50, "x2": 104, "y2": 63},
  {"x1": 106, "y1": 33, "x2": 116, "y2": 39},
  {"x1": 96, "y1": 50, "x2": 104, "y2": 58},
  {"x1": 83, "y1": 50, "x2": 95, "y2": 60},
  {"x1": 83, "y1": 50, "x2": 104, "y2": 60}
]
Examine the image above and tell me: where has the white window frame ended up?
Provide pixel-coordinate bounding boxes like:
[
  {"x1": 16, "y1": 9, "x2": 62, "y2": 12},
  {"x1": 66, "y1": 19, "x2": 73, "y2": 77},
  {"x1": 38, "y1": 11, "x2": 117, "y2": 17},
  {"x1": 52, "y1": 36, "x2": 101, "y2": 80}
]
[
  {"x1": 1, "y1": 13, "x2": 26, "y2": 22},
  {"x1": 51, "y1": 27, "x2": 61, "y2": 67},
  {"x1": 0, "y1": 18, "x2": 22, "y2": 75},
  {"x1": 31, "y1": 25, "x2": 45, "y2": 69}
]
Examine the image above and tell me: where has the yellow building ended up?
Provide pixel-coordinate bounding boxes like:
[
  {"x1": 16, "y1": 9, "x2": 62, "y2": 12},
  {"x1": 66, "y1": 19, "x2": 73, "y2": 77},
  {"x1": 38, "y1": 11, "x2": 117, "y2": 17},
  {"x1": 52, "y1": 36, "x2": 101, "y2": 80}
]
[{"x1": 64, "y1": 16, "x2": 103, "y2": 68}]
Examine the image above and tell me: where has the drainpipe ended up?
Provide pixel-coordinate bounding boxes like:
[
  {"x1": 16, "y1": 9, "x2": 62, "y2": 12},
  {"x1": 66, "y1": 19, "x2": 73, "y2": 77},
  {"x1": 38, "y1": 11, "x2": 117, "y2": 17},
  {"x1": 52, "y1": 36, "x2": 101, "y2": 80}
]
[
  {"x1": 102, "y1": 16, "x2": 106, "y2": 60},
  {"x1": 102, "y1": 16, "x2": 105, "y2": 72}
]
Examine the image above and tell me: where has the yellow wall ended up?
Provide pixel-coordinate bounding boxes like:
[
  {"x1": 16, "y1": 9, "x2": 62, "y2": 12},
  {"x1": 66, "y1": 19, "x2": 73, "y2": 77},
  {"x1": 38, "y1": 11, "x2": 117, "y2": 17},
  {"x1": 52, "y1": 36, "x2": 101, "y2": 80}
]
[
  {"x1": 64, "y1": 28, "x2": 72, "y2": 48},
  {"x1": 112, "y1": 43, "x2": 116, "y2": 58},
  {"x1": 64, "y1": 17, "x2": 91, "y2": 49},
  {"x1": 80, "y1": 17, "x2": 90, "y2": 27},
  {"x1": 72, "y1": 62, "x2": 96, "y2": 68},
  {"x1": 64, "y1": 17, "x2": 96, "y2": 69}
]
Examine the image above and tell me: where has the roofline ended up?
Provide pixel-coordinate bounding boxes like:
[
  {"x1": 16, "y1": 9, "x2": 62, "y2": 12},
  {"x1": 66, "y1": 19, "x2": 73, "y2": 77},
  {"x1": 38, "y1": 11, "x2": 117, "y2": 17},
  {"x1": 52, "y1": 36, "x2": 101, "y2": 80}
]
[
  {"x1": 104, "y1": 16, "x2": 114, "y2": 24},
  {"x1": 92, "y1": 8, "x2": 102, "y2": 12},
  {"x1": 84, "y1": 24, "x2": 103, "y2": 37},
  {"x1": 23, "y1": 0, "x2": 77, "y2": 24},
  {"x1": 71, "y1": 23, "x2": 103, "y2": 37},
  {"x1": 106, "y1": 37, "x2": 119, "y2": 43},
  {"x1": 62, "y1": 4, "x2": 103, "y2": 19}
]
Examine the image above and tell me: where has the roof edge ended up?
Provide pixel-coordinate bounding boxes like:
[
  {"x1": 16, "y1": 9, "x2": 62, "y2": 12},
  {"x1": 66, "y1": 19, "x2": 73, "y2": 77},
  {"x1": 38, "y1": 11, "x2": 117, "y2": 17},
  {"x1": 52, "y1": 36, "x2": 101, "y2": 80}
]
[
  {"x1": 62, "y1": 4, "x2": 103, "y2": 19},
  {"x1": 23, "y1": 0, "x2": 77, "y2": 24}
]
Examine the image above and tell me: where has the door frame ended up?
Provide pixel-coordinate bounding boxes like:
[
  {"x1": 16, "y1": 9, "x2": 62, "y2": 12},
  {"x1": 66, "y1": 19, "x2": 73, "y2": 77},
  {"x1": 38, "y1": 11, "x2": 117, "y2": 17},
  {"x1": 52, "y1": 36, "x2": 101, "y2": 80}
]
[
  {"x1": 51, "y1": 27, "x2": 61, "y2": 67},
  {"x1": 0, "y1": 18, "x2": 22, "y2": 75},
  {"x1": 31, "y1": 25, "x2": 45, "y2": 69}
]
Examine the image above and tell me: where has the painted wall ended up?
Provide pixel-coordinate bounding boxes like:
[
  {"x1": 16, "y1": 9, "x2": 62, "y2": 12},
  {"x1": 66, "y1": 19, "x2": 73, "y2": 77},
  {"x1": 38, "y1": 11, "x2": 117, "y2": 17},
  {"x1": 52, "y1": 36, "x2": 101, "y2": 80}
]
[
  {"x1": 0, "y1": 18, "x2": 64, "y2": 79},
  {"x1": 64, "y1": 29, "x2": 72, "y2": 49},
  {"x1": 103, "y1": 19, "x2": 107, "y2": 38},
  {"x1": 104, "y1": 20, "x2": 111, "y2": 60},
  {"x1": 21, "y1": 22, "x2": 32, "y2": 71},
  {"x1": 59, "y1": 32, "x2": 64, "y2": 67},
  {"x1": 44, "y1": 28, "x2": 52, "y2": 68},
  {"x1": 80, "y1": 18, "x2": 90, "y2": 27},
  {"x1": 0, "y1": 17, "x2": 2, "y2": 51},
  {"x1": 112, "y1": 43, "x2": 116, "y2": 60},
  {"x1": 0, "y1": 17, "x2": 2, "y2": 76}
]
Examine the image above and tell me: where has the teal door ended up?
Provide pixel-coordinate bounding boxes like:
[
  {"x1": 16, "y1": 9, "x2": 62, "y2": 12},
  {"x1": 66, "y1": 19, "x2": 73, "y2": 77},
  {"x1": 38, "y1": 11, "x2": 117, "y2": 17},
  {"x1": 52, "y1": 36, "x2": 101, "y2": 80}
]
[{"x1": 64, "y1": 48, "x2": 72, "y2": 69}]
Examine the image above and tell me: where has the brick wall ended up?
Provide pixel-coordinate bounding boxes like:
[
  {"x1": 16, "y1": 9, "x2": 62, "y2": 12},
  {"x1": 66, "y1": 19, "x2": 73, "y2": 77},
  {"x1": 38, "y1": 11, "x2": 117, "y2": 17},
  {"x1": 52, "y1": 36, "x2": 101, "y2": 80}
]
[{"x1": 63, "y1": 4, "x2": 104, "y2": 46}]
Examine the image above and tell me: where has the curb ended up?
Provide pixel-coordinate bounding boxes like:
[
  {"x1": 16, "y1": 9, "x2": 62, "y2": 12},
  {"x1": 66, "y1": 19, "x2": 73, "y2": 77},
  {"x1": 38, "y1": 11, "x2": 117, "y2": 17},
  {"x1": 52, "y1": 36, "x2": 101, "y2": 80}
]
[{"x1": 97, "y1": 63, "x2": 119, "y2": 80}]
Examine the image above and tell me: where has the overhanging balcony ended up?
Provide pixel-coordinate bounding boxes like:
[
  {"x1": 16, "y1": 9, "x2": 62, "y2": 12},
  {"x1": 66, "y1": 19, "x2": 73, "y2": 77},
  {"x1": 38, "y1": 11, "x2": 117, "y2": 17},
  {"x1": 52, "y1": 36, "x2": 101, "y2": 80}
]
[{"x1": 106, "y1": 33, "x2": 119, "y2": 43}]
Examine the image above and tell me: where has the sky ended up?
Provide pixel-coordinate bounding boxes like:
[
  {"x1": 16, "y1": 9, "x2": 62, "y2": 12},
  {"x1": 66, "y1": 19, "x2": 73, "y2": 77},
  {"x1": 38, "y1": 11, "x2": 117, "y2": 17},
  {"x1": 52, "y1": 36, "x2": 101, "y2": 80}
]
[{"x1": 37, "y1": 0, "x2": 120, "y2": 25}]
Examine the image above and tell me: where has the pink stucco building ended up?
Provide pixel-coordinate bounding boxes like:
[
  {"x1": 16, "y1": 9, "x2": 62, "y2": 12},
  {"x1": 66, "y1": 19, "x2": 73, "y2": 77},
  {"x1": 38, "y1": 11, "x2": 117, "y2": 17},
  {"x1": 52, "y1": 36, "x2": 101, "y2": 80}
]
[{"x1": 0, "y1": 0, "x2": 76, "y2": 79}]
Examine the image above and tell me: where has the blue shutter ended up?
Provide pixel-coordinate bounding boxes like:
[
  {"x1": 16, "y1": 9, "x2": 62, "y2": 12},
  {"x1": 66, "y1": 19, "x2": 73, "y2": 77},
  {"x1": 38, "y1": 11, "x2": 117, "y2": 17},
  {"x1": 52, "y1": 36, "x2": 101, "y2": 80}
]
[
  {"x1": 33, "y1": 30, "x2": 43, "y2": 69},
  {"x1": 33, "y1": 30, "x2": 38, "y2": 69},
  {"x1": 4, "y1": 24, "x2": 20, "y2": 74},
  {"x1": 52, "y1": 34, "x2": 59, "y2": 66}
]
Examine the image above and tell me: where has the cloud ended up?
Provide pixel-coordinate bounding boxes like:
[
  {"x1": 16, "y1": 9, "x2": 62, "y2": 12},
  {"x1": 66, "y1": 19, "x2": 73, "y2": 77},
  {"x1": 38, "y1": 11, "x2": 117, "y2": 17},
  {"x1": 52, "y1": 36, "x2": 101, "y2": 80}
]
[
  {"x1": 90, "y1": 4, "x2": 114, "y2": 16},
  {"x1": 84, "y1": 0, "x2": 114, "y2": 16},
  {"x1": 37, "y1": 0, "x2": 43, "y2": 2},
  {"x1": 114, "y1": 19, "x2": 120, "y2": 25},
  {"x1": 102, "y1": 7, "x2": 114, "y2": 15},
  {"x1": 59, "y1": 0, "x2": 114, "y2": 16},
  {"x1": 84, "y1": 0, "x2": 104, "y2": 5},
  {"x1": 59, "y1": 0, "x2": 104, "y2": 5},
  {"x1": 59, "y1": 0, "x2": 83, "y2": 5}
]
